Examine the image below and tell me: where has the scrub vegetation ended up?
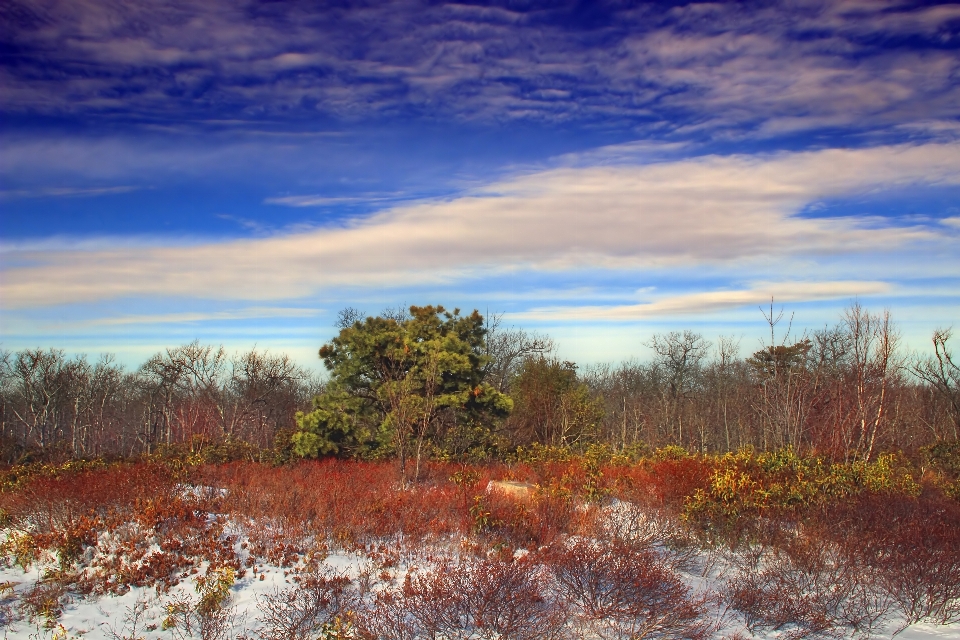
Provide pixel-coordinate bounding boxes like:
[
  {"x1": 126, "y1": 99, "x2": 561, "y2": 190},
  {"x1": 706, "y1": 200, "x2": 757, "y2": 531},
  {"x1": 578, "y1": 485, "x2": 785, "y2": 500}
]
[{"x1": 1, "y1": 303, "x2": 959, "y2": 638}]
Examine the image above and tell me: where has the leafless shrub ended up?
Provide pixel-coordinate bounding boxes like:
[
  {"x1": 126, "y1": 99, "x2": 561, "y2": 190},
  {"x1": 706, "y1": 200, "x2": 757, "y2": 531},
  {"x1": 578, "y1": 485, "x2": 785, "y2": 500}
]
[
  {"x1": 20, "y1": 578, "x2": 69, "y2": 627},
  {"x1": 356, "y1": 590, "x2": 418, "y2": 640},
  {"x1": 882, "y1": 542, "x2": 960, "y2": 629},
  {"x1": 357, "y1": 551, "x2": 565, "y2": 640},
  {"x1": 728, "y1": 537, "x2": 889, "y2": 639},
  {"x1": 256, "y1": 564, "x2": 356, "y2": 640},
  {"x1": 548, "y1": 538, "x2": 710, "y2": 640},
  {"x1": 0, "y1": 580, "x2": 21, "y2": 627},
  {"x1": 598, "y1": 499, "x2": 700, "y2": 574},
  {"x1": 102, "y1": 595, "x2": 151, "y2": 640},
  {"x1": 865, "y1": 504, "x2": 960, "y2": 628},
  {"x1": 163, "y1": 592, "x2": 246, "y2": 640},
  {"x1": 601, "y1": 499, "x2": 680, "y2": 547}
]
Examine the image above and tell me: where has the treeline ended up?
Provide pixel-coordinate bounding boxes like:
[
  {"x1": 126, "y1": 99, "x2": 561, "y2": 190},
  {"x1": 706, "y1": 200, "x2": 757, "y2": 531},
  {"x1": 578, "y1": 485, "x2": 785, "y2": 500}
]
[
  {"x1": 527, "y1": 305, "x2": 960, "y2": 461},
  {"x1": 0, "y1": 343, "x2": 319, "y2": 463},
  {"x1": 1, "y1": 302, "x2": 958, "y2": 465}
]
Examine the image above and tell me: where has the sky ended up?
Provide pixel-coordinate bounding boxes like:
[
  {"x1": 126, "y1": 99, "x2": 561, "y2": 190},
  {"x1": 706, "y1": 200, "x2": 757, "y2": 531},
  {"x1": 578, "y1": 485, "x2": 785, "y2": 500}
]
[{"x1": 1, "y1": 0, "x2": 959, "y2": 370}]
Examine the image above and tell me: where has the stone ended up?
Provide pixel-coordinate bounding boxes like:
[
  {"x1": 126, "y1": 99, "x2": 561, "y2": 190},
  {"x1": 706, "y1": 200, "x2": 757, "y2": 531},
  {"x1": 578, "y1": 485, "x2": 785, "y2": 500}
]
[{"x1": 486, "y1": 480, "x2": 535, "y2": 500}]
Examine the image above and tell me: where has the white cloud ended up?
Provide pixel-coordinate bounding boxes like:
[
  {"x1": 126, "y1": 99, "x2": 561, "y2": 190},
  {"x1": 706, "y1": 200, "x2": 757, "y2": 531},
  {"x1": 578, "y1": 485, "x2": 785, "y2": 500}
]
[
  {"x1": 264, "y1": 193, "x2": 406, "y2": 207},
  {"x1": 264, "y1": 195, "x2": 368, "y2": 207},
  {"x1": 0, "y1": 186, "x2": 140, "y2": 200},
  {"x1": 65, "y1": 306, "x2": 321, "y2": 328},
  {"x1": 2, "y1": 142, "x2": 959, "y2": 309},
  {"x1": 514, "y1": 280, "x2": 893, "y2": 321}
]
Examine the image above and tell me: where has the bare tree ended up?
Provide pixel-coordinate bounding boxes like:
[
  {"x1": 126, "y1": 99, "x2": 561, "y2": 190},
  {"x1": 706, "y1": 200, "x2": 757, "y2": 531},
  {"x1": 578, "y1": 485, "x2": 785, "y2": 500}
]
[
  {"x1": 139, "y1": 342, "x2": 226, "y2": 451},
  {"x1": 748, "y1": 300, "x2": 812, "y2": 452},
  {"x1": 83, "y1": 354, "x2": 126, "y2": 457},
  {"x1": 646, "y1": 331, "x2": 711, "y2": 446},
  {"x1": 380, "y1": 304, "x2": 410, "y2": 324},
  {"x1": 8, "y1": 349, "x2": 70, "y2": 451},
  {"x1": 224, "y1": 349, "x2": 309, "y2": 448},
  {"x1": 0, "y1": 349, "x2": 14, "y2": 459},
  {"x1": 711, "y1": 335, "x2": 742, "y2": 452},
  {"x1": 0, "y1": 343, "x2": 316, "y2": 460},
  {"x1": 914, "y1": 328, "x2": 960, "y2": 440},
  {"x1": 482, "y1": 312, "x2": 554, "y2": 392},
  {"x1": 334, "y1": 307, "x2": 366, "y2": 330},
  {"x1": 844, "y1": 304, "x2": 901, "y2": 462}
]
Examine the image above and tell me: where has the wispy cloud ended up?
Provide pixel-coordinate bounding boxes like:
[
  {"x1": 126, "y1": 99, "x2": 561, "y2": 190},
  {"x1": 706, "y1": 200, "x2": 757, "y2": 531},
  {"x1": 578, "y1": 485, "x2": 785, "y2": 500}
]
[
  {"x1": 264, "y1": 196, "x2": 369, "y2": 207},
  {"x1": 2, "y1": 142, "x2": 958, "y2": 309},
  {"x1": 66, "y1": 306, "x2": 320, "y2": 328},
  {"x1": 264, "y1": 193, "x2": 406, "y2": 207},
  {"x1": 0, "y1": 186, "x2": 140, "y2": 200},
  {"x1": 514, "y1": 281, "x2": 893, "y2": 322}
]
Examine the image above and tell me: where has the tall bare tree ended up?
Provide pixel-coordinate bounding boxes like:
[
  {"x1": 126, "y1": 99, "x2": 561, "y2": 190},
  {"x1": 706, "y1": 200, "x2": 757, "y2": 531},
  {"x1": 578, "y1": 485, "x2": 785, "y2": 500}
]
[
  {"x1": 646, "y1": 331, "x2": 711, "y2": 446},
  {"x1": 914, "y1": 328, "x2": 960, "y2": 440},
  {"x1": 482, "y1": 312, "x2": 554, "y2": 393}
]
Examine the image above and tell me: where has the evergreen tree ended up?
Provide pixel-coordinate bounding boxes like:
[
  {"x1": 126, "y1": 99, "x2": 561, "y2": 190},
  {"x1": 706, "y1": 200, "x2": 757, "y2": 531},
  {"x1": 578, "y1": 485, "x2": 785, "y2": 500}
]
[{"x1": 292, "y1": 305, "x2": 512, "y2": 484}]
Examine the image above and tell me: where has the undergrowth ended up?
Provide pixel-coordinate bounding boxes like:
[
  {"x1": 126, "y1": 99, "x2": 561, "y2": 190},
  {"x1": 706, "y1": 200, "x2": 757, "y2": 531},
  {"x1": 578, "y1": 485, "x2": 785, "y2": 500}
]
[{"x1": 0, "y1": 445, "x2": 958, "y2": 638}]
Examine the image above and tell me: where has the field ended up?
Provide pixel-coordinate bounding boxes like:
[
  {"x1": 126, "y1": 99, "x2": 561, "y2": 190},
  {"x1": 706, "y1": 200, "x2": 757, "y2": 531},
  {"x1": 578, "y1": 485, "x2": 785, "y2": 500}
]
[{"x1": 1, "y1": 448, "x2": 959, "y2": 639}]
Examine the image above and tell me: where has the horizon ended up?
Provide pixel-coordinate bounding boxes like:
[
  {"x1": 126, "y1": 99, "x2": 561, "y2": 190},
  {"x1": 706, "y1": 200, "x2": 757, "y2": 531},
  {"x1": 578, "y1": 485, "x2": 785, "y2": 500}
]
[{"x1": 0, "y1": 299, "x2": 946, "y2": 377}]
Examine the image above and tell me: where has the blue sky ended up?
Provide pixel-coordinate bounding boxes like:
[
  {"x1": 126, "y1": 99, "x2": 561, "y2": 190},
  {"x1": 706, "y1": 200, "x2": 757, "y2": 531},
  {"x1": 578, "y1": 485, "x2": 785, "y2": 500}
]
[{"x1": 2, "y1": 0, "x2": 959, "y2": 369}]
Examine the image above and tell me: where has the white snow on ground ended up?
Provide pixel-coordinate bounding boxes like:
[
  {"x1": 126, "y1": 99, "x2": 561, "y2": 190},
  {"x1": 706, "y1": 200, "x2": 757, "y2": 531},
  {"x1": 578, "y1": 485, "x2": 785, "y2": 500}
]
[
  {"x1": 1, "y1": 495, "x2": 958, "y2": 639},
  {"x1": 2, "y1": 542, "x2": 958, "y2": 639},
  {"x1": 898, "y1": 626, "x2": 960, "y2": 640},
  {"x1": 0, "y1": 546, "x2": 382, "y2": 639}
]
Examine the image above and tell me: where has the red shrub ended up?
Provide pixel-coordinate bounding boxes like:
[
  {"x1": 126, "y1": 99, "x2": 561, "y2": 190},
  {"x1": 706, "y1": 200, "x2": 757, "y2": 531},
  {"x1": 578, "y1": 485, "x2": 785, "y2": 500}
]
[
  {"x1": 205, "y1": 460, "x2": 475, "y2": 547},
  {"x1": 825, "y1": 489, "x2": 960, "y2": 627},
  {"x1": 358, "y1": 589, "x2": 418, "y2": 640},
  {"x1": 0, "y1": 462, "x2": 176, "y2": 533},
  {"x1": 546, "y1": 538, "x2": 710, "y2": 640},
  {"x1": 727, "y1": 536, "x2": 889, "y2": 639},
  {"x1": 358, "y1": 550, "x2": 565, "y2": 640},
  {"x1": 257, "y1": 563, "x2": 357, "y2": 640},
  {"x1": 610, "y1": 457, "x2": 713, "y2": 512}
]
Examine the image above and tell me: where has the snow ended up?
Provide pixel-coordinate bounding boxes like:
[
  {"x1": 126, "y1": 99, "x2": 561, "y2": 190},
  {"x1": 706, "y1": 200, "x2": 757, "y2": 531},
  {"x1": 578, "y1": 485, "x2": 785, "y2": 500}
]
[
  {"x1": 1, "y1": 496, "x2": 958, "y2": 639},
  {"x1": 3, "y1": 541, "x2": 958, "y2": 639}
]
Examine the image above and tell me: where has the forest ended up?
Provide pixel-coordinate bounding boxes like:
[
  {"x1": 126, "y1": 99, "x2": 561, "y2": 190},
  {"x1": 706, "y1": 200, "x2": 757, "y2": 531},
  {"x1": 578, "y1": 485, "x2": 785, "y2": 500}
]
[{"x1": 2, "y1": 302, "x2": 957, "y2": 467}]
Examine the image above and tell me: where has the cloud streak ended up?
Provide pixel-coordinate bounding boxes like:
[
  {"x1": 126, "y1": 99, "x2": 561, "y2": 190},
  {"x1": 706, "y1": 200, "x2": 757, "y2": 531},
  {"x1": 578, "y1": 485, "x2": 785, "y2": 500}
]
[
  {"x1": 68, "y1": 306, "x2": 321, "y2": 328},
  {"x1": 264, "y1": 194, "x2": 407, "y2": 207},
  {"x1": 0, "y1": 186, "x2": 140, "y2": 200},
  {"x1": 515, "y1": 280, "x2": 894, "y2": 321},
  {"x1": 2, "y1": 142, "x2": 958, "y2": 309}
]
